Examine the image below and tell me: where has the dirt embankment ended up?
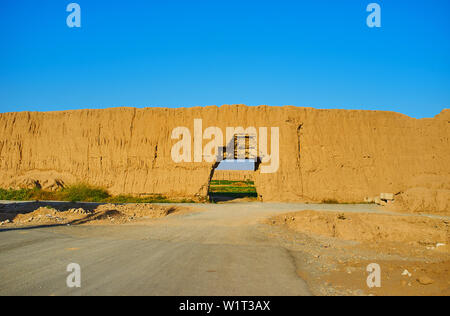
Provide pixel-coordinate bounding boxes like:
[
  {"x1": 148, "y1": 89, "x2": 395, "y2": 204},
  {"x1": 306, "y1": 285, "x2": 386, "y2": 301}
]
[
  {"x1": 0, "y1": 203, "x2": 193, "y2": 227},
  {"x1": 267, "y1": 210, "x2": 450, "y2": 296},
  {"x1": 269, "y1": 210, "x2": 449, "y2": 246}
]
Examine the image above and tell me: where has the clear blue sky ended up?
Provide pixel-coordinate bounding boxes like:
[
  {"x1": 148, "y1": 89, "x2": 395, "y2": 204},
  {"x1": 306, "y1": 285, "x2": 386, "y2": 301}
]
[{"x1": 1, "y1": 0, "x2": 449, "y2": 118}]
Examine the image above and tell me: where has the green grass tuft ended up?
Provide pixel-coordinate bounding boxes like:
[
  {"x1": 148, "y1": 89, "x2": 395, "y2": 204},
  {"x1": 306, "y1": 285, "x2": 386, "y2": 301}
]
[
  {"x1": 0, "y1": 184, "x2": 196, "y2": 204},
  {"x1": 210, "y1": 180, "x2": 254, "y2": 186},
  {"x1": 59, "y1": 183, "x2": 110, "y2": 202},
  {"x1": 0, "y1": 188, "x2": 34, "y2": 201},
  {"x1": 208, "y1": 179, "x2": 258, "y2": 200},
  {"x1": 321, "y1": 199, "x2": 339, "y2": 204},
  {"x1": 105, "y1": 194, "x2": 190, "y2": 204}
]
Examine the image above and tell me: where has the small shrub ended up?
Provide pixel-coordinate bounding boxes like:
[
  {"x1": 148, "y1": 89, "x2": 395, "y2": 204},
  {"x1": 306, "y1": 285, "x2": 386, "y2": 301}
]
[
  {"x1": 30, "y1": 187, "x2": 58, "y2": 201},
  {"x1": 322, "y1": 199, "x2": 339, "y2": 204},
  {"x1": 0, "y1": 184, "x2": 197, "y2": 204},
  {"x1": 106, "y1": 194, "x2": 186, "y2": 204},
  {"x1": 0, "y1": 188, "x2": 34, "y2": 201},
  {"x1": 107, "y1": 194, "x2": 145, "y2": 203},
  {"x1": 60, "y1": 183, "x2": 110, "y2": 202}
]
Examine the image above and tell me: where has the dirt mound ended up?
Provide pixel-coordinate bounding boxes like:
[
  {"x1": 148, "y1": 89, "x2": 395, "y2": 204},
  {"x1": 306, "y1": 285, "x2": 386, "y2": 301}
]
[
  {"x1": 81, "y1": 204, "x2": 180, "y2": 224},
  {"x1": 390, "y1": 187, "x2": 450, "y2": 216},
  {"x1": 267, "y1": 209, "x2": 450, "y2": 296},
  {"x1": 95, "y1": 203, "x2": 177, "y2": 218},
  {"x1": 268, "y1": 210, "x2": 449, "y2": 246},
  {"x1": 11, "y1": 207, "x2": 87, "y2": 225},
  {"x1": 3, "y1": 204, "x2": 189, "y2": 227}
]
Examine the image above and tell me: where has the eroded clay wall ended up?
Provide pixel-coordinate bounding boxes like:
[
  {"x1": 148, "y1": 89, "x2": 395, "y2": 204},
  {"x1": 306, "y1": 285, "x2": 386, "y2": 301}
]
[{"x1": 0, "y1": 105, "x2": 449, "y2": 212}]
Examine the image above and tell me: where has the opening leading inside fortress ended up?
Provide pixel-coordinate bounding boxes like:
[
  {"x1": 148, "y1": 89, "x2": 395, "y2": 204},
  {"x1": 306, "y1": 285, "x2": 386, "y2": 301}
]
[{"x1": 208, "y1": 134, "x2": 258, "y2": 202}]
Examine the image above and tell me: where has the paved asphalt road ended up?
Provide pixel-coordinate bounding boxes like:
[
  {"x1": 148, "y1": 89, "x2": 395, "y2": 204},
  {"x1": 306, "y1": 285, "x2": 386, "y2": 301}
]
[{"x1": 0, "y1": 202, "x2": 381, "y2": 296}]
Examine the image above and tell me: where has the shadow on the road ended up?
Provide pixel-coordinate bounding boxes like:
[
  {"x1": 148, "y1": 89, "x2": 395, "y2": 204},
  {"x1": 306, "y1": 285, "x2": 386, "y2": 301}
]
[
  {"x1": 0, "y1": 222, "x2": 75, "y2": 232},
  {"x1": 208, "y1": 193, "x2": 258, "y2": 203}
]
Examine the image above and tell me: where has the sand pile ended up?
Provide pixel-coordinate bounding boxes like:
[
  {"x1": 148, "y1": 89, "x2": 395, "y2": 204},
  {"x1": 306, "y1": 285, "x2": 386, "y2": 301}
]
[
  {"x1": 390, "y1": 187, "x2": 450, "y2": 216},
  {"x1": 10, "y1": 207, "x2": 88, "y2": 225},
  {"x1": 268, "y1": 210, "x2": 449, "y2": 246},
  {"x1": 82, "y1": 204, "x2": 180, "y2": 224},
  {"x1": 1, "y1": 204, "x2": 187, "y2": 227},
  {"x1": 95, "y1": 203, "x2": 177, "y2": 218},
  {"x1": 267, "y1": 210, "x2": 449, "y2": 296}
]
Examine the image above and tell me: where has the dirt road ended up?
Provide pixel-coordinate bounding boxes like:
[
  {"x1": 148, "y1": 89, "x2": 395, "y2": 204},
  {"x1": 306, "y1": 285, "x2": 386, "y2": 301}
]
[
  {"x1": 3, "y1": 202, "x2": 445, "y2": 296},
  {"x1": 1, "y1": 202, "x2": 348, "y2": 296}
]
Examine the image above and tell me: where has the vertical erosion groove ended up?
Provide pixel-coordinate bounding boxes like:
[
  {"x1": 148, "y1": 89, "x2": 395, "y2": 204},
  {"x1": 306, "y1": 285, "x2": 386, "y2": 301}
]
[{"x1": 297, "y1": 124, "x2": 304, "y2": 196}]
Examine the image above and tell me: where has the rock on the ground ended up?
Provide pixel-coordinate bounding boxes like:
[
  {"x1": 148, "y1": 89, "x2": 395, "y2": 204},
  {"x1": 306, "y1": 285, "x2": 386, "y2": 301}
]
[{"x1": 416, "y1": 276, "x2": 434, "y2": 285}]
